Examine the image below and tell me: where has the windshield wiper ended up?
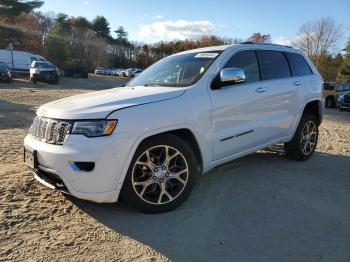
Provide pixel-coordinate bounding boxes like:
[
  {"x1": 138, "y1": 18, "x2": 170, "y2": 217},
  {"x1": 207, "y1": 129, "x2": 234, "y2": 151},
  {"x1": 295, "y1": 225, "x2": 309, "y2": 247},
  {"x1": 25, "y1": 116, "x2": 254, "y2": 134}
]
[{"x1": 143, "y1": 84, "x2": 163, "y2": 87}]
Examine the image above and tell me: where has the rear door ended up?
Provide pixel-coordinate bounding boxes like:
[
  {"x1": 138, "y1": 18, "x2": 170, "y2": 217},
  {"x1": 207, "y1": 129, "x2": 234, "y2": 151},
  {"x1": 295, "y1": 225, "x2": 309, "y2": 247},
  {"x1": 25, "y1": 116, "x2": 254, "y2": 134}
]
[{"x1": 256, "y1": 50, "x2": 298, "y2": 139}]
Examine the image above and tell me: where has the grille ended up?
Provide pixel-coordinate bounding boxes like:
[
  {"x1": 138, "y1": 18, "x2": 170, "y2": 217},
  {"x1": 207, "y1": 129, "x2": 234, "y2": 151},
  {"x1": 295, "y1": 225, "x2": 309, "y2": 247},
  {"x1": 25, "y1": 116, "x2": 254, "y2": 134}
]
[
  {"x1": 29, "y1": 116, "x2": 71, "y2": 145},
  {"x1": 41, "y1": 70, "x2": 55, "y2": 76}
]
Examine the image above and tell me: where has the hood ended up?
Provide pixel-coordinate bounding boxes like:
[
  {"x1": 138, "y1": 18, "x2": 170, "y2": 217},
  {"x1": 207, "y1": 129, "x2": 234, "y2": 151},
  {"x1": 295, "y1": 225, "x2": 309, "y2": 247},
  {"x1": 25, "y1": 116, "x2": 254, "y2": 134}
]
[{"x1": 37, "y1": 86, "x2": 185, "y2": 119}]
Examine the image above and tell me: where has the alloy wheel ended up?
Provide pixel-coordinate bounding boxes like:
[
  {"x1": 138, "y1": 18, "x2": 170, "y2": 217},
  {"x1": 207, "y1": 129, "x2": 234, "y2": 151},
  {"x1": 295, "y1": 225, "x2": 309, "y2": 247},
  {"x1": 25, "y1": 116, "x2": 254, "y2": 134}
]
[
  {"x1": 131, "y1": 145, "x2": 189, "y2": 205},
  {"x1": 300, "y1": 121, "x2": 317, "y2": 155}
]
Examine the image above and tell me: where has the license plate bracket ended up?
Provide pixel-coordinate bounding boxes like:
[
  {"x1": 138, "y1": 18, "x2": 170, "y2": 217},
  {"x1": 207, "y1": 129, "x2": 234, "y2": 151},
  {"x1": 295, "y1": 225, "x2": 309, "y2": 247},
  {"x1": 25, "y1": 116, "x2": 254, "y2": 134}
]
[{"x1": 24, "y1": 148, "x2": 38, "y2": 170}]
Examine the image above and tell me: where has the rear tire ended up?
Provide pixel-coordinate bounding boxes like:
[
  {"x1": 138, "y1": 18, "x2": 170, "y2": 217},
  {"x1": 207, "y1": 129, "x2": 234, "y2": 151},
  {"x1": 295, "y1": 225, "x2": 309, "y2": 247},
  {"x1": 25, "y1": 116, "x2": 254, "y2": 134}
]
[
  {"x1": 121, "y1": 134, "x2": 198, "y2": 213},
  {"x1": 284, "y1": 114, "x2": 318, "y2": 161}
]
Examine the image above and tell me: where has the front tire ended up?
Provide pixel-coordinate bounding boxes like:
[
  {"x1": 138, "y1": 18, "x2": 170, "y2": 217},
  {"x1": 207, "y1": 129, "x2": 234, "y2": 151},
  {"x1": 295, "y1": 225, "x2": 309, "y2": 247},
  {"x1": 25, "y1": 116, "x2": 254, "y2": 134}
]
[
  {"x1": 284, "y1": 114, "x2": 319, "y2": 161},
  {"x1": 31, "y1": 76, "x2": 37, "y2": 83},
  {"x1": 52, "y1": 75, "x2": 59, "y2": 84},
  {"x1": 121, "y1": 134, "x2": 198, "y2": 213}
]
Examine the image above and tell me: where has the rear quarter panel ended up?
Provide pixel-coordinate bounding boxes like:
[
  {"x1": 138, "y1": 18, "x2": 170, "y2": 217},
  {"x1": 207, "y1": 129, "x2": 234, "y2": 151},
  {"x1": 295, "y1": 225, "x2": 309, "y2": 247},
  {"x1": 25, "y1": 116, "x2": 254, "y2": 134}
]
[{"x1": 291, "y1": 54, "x2": 323, "y2": 135}]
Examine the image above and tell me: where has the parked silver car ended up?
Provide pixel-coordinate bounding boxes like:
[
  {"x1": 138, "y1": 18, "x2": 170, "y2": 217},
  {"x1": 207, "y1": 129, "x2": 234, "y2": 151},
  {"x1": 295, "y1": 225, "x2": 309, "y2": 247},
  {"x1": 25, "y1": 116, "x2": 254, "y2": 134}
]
[{"x1": 95, "y1": 67, "x2": 106, "y2": 75}]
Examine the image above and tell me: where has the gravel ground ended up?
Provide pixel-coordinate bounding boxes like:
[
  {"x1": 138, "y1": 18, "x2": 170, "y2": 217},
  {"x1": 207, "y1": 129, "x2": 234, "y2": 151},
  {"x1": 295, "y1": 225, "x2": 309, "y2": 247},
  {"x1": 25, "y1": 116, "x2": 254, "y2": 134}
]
[{"x1": 0, "y1": 75, "x2": 349, "y2": 262}]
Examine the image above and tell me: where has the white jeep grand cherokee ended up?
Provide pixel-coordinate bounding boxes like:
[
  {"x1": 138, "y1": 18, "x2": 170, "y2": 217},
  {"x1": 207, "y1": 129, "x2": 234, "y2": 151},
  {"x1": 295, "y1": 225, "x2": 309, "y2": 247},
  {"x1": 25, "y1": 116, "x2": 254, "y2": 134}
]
[{"x1": 24, "y1": 43, "x2": 323, "y2": 213}]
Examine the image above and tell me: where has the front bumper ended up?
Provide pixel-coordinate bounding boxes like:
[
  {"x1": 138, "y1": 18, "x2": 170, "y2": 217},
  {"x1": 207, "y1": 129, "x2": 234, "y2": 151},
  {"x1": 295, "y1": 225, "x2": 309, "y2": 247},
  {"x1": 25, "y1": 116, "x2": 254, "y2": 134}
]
[
  {"x1": 32, "y1": 72, "x2": 57, "y2": 81},
  {"x1": 24, "y1": 132, "x2": 136, "y2": 203}
]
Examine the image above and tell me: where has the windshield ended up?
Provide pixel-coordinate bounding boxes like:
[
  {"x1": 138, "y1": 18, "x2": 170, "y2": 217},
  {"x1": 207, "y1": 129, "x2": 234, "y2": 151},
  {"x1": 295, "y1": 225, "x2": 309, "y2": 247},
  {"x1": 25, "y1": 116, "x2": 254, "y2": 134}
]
[
  {"x1": 35, "y1": 62, "x2": 55, "y2": 69},
  {"x1": 127, "y1": 51, "x2": 221, "y2": 87}
]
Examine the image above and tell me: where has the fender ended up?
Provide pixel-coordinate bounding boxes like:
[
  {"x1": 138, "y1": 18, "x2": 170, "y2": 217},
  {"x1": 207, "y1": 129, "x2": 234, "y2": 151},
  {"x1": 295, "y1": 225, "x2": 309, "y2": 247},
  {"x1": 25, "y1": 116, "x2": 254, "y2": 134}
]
[{"x1": 113, "y1": 123, "x2": 206, "y2": 197}]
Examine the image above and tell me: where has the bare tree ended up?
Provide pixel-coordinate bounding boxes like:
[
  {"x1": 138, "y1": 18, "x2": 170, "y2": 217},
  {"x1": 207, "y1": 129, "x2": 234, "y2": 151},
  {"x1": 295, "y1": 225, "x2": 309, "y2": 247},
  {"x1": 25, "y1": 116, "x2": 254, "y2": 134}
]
[
  {"x1": 247, "y1": 33, "x2": 271, "y2": 43},
  {"x1": 293, "y1": 17, "x2": 343, "y2": 68}
]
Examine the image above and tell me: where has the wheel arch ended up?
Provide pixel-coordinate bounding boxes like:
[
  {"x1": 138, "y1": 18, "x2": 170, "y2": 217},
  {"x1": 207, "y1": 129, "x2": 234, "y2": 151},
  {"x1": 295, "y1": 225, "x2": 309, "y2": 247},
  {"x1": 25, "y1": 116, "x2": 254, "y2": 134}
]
[
  {"x1": 289, "y1": 98, "x2": 323, "y2": 142},
  {"x1": 134, "y1": 128, "x2": 203, "y2": 172},
  {"x1": 115, "y1": 126, "x2": 205, "y2": 199},
  {"x1": 302, "y1": 99, "x2": 323, "y2": 126}
]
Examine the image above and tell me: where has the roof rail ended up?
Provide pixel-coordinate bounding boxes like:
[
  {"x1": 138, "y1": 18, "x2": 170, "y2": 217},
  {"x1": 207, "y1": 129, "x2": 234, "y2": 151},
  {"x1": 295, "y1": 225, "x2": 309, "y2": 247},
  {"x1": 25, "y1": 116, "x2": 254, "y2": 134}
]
[{"x1": 240, "y1": 42, "x2": 293, "y2": 49}]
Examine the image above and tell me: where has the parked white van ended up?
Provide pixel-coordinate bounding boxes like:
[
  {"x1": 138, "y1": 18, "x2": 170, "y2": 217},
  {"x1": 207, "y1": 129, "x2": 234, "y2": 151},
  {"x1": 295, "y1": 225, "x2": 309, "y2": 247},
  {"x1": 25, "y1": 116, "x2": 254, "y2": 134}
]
[
  {"x1": 24, "y1": 43, "x2": 323, "y2": 213},
  {"x1": 0, "y1": 49, "x2": 47, "y2": 74}
]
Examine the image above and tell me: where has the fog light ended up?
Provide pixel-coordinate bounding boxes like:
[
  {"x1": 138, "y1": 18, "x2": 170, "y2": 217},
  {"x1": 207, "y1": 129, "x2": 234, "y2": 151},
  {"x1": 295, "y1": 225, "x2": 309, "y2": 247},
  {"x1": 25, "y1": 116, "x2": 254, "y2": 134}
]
[{"x1": 70, "y1": 162, "x2": 95, "y2": 172}]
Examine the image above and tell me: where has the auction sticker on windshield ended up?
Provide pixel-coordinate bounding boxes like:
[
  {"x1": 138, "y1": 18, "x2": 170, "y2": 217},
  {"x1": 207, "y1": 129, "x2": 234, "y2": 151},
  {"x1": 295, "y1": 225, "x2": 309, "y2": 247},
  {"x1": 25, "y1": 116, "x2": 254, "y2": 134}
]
[{"x1": 195, "y1": 53, "x2": 219, "y2": 58}]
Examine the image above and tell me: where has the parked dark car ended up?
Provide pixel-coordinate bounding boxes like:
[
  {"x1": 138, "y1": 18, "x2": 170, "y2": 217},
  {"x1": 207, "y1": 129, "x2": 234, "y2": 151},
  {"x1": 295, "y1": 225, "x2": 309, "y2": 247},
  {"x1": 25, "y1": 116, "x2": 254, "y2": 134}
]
[
  {"x1": 323, "y1": 82, "x2": 336, "y2": 108},
  {"x1": 30, "y1": 61, "x2": 59, "y2": 84},
  {"x1": 337, "y1": 91, "x2": 350, "y2": 111},
  {"x1": 64, "y1": 67, "x2": 88, "y2": 78},
  {"x1": 0, "y1": 62, "x2": 12, "y2": 83},
  {"x1": 323, "y1": 82, "x2": 350, "y2": 108}
]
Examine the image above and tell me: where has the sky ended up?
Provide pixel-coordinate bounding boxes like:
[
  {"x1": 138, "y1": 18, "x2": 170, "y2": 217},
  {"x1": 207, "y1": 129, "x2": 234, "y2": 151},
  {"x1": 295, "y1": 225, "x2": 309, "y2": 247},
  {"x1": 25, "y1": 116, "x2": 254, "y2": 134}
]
[{"x1": 39, "y1": 0, "x2": 350, "y2": 48}]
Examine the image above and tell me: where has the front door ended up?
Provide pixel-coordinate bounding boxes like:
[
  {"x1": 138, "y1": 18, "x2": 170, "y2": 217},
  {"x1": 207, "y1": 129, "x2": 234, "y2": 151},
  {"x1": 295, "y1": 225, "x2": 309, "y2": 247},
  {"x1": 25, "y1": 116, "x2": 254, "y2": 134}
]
[{"x1": 210, "y1": 50, "x2": 272, "y2": 160}]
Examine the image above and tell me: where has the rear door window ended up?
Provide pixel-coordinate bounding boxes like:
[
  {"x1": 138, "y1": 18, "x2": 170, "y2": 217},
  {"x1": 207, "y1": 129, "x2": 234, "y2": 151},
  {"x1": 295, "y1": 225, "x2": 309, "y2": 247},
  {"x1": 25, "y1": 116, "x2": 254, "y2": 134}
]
[
  {"x1": 285, "y1": 52, "x2": 313, "y2": 76},
  {"x1": 257, "y1": 50, "x2": 291, "y2": 81}
]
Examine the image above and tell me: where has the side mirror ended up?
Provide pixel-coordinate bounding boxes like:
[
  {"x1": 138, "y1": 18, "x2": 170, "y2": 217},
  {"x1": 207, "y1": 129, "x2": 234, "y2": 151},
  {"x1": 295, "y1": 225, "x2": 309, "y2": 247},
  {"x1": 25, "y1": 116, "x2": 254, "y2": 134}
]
[{"x1": 220, "y1": 68, "x2": 246, "y2": 85}]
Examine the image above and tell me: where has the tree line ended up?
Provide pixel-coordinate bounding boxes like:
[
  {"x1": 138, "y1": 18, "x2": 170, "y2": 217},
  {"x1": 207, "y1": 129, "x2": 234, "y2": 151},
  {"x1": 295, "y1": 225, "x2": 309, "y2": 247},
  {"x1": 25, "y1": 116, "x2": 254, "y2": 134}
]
[{"x1": 0, "y1": 0, "x2": 349, "y2": 82}]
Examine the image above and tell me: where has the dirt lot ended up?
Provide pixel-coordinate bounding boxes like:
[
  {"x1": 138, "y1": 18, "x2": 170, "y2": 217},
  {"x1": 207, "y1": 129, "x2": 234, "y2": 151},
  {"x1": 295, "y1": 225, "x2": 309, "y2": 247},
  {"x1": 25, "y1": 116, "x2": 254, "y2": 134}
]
[{"x1": 1, "y1": 76, "x2": 350, "y2": 262}]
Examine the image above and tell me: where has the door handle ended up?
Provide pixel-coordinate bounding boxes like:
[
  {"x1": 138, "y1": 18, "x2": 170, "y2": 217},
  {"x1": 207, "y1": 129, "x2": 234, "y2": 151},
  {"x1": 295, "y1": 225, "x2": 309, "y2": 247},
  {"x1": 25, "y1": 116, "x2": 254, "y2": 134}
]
[
  {"x1": 294, "y1": 81, "x2": 302, "y2": 86},
  {"x1": 255, "y1": 87, "x2": 267, "y2": 93}
]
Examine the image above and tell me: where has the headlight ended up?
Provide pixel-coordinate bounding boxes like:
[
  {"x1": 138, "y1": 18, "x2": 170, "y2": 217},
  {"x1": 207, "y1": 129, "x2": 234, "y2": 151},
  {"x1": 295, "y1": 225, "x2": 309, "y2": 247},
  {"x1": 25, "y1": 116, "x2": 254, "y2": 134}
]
[{"x1": 71, "y1": 120, "x2": 117, "y2": 137}]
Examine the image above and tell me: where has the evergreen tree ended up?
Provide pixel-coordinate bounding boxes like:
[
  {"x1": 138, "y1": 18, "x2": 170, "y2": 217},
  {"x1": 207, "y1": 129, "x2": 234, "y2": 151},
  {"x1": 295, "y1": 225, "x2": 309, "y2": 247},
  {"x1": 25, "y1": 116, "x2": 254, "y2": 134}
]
[
  {"x1": 115, "y1": 26, "x2": 128, "y2": 40},
  {"x1": 53, "y1": 13, "x2": 70, "y2": 34},
  {"x1": 91, "y1": 15, "x2": 110, "y2": 38},
  {"x1": 0, "y1": 0, "x2": 43, "y2": 18},
  {"x1": 71, "y1": 16, "x2": 91, "y2": 29}
]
